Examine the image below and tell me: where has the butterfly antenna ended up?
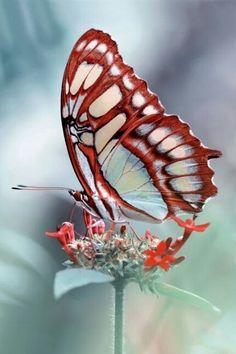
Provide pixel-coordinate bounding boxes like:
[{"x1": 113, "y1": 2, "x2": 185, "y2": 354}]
[{"x1": 12, "y1": 184, "x2": 74, "y2": 192}]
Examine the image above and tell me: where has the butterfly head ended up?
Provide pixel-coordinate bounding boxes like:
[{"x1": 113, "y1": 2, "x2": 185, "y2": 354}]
[
  {"x1": 69, "y1": 190, "x2": 83, "y2": 203},
  {"x1": 68, "y1": 190, "x2": 100, "y2": 218},
  {"x1": 69, "y1": 190, "x2": 92, "y2": 206}
]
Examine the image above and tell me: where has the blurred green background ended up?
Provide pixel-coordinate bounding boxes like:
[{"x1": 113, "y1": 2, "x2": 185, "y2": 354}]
[{"x1": 0, "y1": 1, "x2": 235, "y2": 353}]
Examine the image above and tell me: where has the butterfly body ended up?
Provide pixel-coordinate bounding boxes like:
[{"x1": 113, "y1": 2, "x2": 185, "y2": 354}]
[{"x1": 61, "y1": 29, "x2": 221, "y2": 223}]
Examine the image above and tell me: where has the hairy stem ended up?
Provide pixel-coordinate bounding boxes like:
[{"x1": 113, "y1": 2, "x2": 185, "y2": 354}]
[{"x1": 113, "y1": 279, "x2": 125, "y2": 354}]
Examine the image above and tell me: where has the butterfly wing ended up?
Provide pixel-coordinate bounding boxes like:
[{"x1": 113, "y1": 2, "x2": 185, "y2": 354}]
[
  {"x1": 61, "y1": 28, "x2": 221, "y2": 222},
  {"x1": 101, "y1": 113, "x2": 220, "y2": 221}
]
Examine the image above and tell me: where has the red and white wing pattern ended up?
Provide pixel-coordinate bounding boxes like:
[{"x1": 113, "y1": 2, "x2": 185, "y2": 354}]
[{"x1": 61, "y1": 28, "x2": 221, "y2": 223}]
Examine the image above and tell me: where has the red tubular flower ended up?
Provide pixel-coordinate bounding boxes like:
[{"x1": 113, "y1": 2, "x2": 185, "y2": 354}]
[
  {"x1": 83, "y1": 210, "x2": 107, "y2": 237},
  {"x1": 45, "y1": 222, "x2": 75, "y2": 247},
  {"x1": 143, "y1": 216, "x2": 209, "y2": 271},
  {"x1": 46, "y1": 222, "x2": 77, "y2": 262},
  {"x1": 171, "y1": 215, "x2": 210, "y2": 234},
  {"x1": 90, "y1": 218, "x2": 106, "y2": 235},
  {"x1": 170, "y1": 215, "x2": 210, "y2": 253},
  {"x1": 143, "y1": 239, "x2": 185, "y2": 271},
  {"x1": 143, "y1": 230, "x2": 157, "y2": 242},
  {"x1": 46, "y1": 214, "x2": 209, "y2": 273}
]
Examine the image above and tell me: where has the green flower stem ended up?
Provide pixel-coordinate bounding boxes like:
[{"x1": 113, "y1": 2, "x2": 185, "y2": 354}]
[{"x1": 113, "y1": 279, "x2": 125, "y2": 354}]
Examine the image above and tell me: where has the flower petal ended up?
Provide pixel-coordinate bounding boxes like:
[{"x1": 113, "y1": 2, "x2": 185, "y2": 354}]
[
  {"x1": 172, "y1": 256, "x2": 185, "y2": 265},
  {"x1": 45, "y1": 231, "x2": 60, "y2": 238},
  {"x1": 143, "y1": 249, "x2": 157, "y2": 257},
  {"x1": 156, "y1": 240, "x2": 167, "y2": 255},
  {"x1": 144, "y1": 256, "x2": 159, "y2": 267},
  {"x1": 158, "y1": 261, "x2": 170, "y2": 271},
  {"x1": 171, "y1": 215, "x2": 188, "y2": 228},
  {"x1": 171, "y1": 216, "x2": 210, "y2": 233},
  {"x1": 193, "y1": 223, "x2": 210, "y2": 232}
]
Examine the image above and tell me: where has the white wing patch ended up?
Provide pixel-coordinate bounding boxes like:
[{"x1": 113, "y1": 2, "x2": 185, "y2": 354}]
[
  {"x1": 122, "y1": 74, "x2": 134, "y2": 90},
  {"x1": 89, "y1": 84, "x2": 122, "y2": 117},
  {"x1": 65, "y1": 81, "x2": 69, "y2": 95},
  {"x1": 72, "y1": 95, "x2": 85, "y2": 118},
  {"x1": 158, "y1": 134, "x2": 182, "y2": 153},
  {"x1": 135, "y1": 123, "x2": 156, "y2": 136},
  {"x1": 168, "y1": 144, "x2": 194, "y2": 159},
  {"x1": 95, "y1": 113, "x2": 126, "y2": 153},
  {"x1": 70, "y1": 126, "x2": 79, "y2": 143},
  {"x1": 132, "y1": 91, "x2": 146, "y2": 108},
  {"x1": 83, "y1": 64, "x2": 103, "y2": 89},
  {"x1": 110, "y1": 64, "x2": 121, "y2": 76},
  {"x1": 96, "y1": 43, "x2": 107, "y2": 53},
  {"x1": 69, "y1": 97, "x2": 76, "y2": 113},
  {"x1": 166, "y1": 159, "x2": 198, "y2": 176},
  {"x1": 62, "y1": 104, "x2": 69, "y2": 118},
  {"x1": 148, "y1": 127, "x2": 171, "y2": 145},
  {"x1": 80, "y1": 132, "x2": 94, "y2": 146},
  {"x1": 79, "y1": 112, "x2": 88, "y2": 123},
  {"x1": 70, "y1": 62, "x2": 94, "y2": 95},
  {"x1": 76, "y1": 40, "x2": 87, "y2": 52},
  {"x1": 86, "y1": 39, "x2": 98, "y2": 50},
  {"x1": 170, "y1": 176, "x2": 202, "y2": 192},
  {"x1": 142, "y1": 105, "x2": 158, "y2": 115},
  {"x1": 106, "y1": 52, "x2": 113, "y2": 65},
  {"x1": 182, "y1": 193, "x2": 201, "y2": 203}
]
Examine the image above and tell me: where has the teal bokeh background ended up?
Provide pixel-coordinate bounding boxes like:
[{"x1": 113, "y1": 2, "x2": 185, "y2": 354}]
[{"x1": 0, "y1": 1, "x2": 235, "y2": 353}]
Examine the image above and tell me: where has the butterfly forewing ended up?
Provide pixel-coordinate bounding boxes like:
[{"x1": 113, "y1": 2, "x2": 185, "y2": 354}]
[{"x1": 61, "y1": 28, "x2": 221, "y2": 222}]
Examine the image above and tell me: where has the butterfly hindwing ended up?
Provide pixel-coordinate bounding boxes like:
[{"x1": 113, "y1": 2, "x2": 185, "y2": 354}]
[{"x1": 101, "y1": 114, "x2": 220, "y2": 219}]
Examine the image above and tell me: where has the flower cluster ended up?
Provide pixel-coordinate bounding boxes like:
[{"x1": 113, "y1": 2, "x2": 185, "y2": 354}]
[
  {"x1": 46, "y1": 213, "x2": 209, "y2": 284},
  {"x1": 143, "y1": 216, "x2": 209, "y2": 270}
]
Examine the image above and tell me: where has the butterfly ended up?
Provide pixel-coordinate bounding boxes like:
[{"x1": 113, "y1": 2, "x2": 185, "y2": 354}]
[
  {"x1": 14, "y1": 29, "x2": 221, "y2": 224},
  {"x1": 59, "y1": 28, "x2": 221, "y2": 224}
]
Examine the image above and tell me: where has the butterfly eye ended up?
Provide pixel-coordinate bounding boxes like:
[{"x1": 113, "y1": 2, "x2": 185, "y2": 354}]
[{"x1": 82, "y1": 194, "x2": 89, "y2": 202}]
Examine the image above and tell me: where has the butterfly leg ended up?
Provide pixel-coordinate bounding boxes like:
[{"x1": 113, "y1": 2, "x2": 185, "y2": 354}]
[
  {"x1": 103, "y1": 222, "x2": 115, "y2": 241},
  {"x1": 125, "y1": 221, "x2": 142, "y2": 240},
  {"x1": 83, "y1": 210, "x2": 107, "y2": 237},
  {"x1": 83, "y1": 210, "x2": 94, "y2": 237}
]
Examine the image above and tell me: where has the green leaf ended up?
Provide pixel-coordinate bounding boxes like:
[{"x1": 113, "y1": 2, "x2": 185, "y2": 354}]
[
  {"x1": 152, "y1": 281, "x2": 221, "y2": 314},
  {"x1": 0, "y1": 230, "x2": 57, "y2": 305},
  {"x1": 54, "y1": 268, "x2": 114, "y2": 299}
]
